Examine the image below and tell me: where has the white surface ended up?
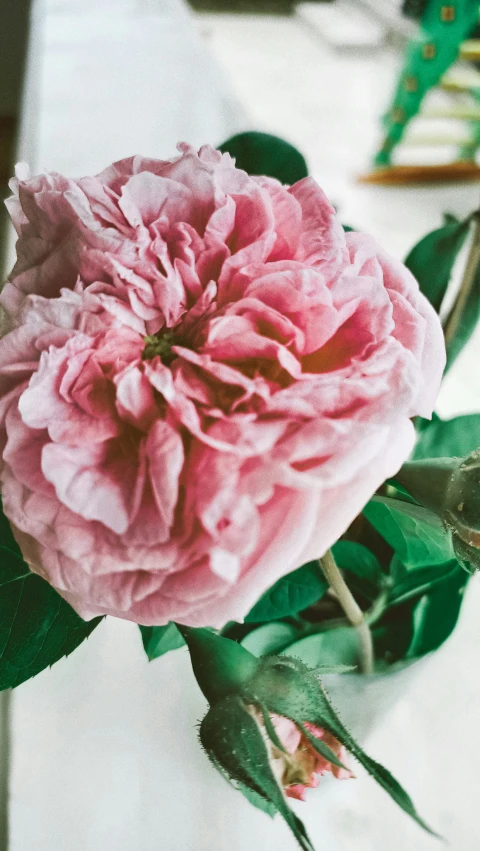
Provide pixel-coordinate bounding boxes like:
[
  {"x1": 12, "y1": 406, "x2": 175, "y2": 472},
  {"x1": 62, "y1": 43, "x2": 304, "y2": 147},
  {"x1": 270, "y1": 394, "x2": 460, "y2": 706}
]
[
  {"x1": 10, "y1": 623, "x2": 274, "y2": 851},
  {"x1": 356, "y1": 0, "x2": 416, "y2": 41},
  {"x1": 36, "y1": 6, "x2": 244, "y2": 177},
  {"x1": 9, "y1": 578, "x2": 480, "y2": 851},
  {"x1": 296, "y1": 1, "x2": 386, "y2": 49},
  {"x1": 7, "y1": 4, "x2": 480, "y2": 851}
]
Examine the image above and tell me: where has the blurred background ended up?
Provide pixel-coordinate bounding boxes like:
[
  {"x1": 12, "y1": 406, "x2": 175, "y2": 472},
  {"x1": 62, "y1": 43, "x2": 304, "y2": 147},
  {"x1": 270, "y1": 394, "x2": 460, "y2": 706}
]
[
  {"x1": 2, "y1": 1, "x2": 480, "y2": 850},
  {"x1": 3, "y1": 0, "x2": 480, "y2": 271}
]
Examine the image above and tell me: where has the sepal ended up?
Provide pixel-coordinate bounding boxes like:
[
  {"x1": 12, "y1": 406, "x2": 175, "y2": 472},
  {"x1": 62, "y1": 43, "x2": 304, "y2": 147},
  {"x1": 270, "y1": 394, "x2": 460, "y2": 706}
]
[
  {"x1": 245, "y1": 655, "x2": 437, "y2": 836},
  {"x1": 199, "y1": 695, "x2": 316, "y2": 851},
  {"x1": 182, "y1": 629, "x2": 437, "y2": 847},
  {"x1": 397, "y1": 450, "x2": 480, "y2": 571},
  {"x1": 176, "y1": 625, "x2": 259, "y2": 704}
]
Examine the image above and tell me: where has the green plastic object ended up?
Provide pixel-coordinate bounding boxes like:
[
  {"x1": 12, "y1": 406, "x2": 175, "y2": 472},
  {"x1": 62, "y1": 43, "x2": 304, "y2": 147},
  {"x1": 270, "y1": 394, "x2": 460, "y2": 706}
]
[{"x1": 375, "y1": 0, "x2": 480, "y2": 167}]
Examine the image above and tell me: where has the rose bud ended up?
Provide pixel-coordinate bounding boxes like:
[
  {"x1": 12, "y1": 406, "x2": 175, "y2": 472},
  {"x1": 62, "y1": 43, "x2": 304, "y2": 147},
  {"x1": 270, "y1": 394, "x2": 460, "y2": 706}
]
[
  {"x1": 443, "y1": 449, "x2": 480, "y2": 571},
  {"x1": 177, "y1": 625, "x2": 259, "y2": 704},
  {"x1": 181, "y1": 627, "x2": 434, "y2": 849},
  {"x1": 199, "y1": 694, "x2": 318, "y2": 851},
  {"x1": 396, "y1": 449, "x2": 480, "y2": 571},
  {"x1": 256, "y1": 711, "x2": 354, "y2": 801}
]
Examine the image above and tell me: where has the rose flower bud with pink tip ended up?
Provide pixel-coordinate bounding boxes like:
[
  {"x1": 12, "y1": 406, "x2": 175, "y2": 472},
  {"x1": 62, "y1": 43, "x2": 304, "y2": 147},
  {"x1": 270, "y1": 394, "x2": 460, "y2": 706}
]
[
  {"x1": 267, "y1": 714, "x2": 354, "y2": 801},
  {"x1": 183, "y1": 629, "x2": 434, "y2": 848}
]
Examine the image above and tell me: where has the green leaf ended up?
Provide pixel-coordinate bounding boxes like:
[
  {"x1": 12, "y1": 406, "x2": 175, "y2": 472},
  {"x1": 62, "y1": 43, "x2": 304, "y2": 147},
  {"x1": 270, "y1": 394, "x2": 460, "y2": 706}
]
[
  {"x1": 332, "y1": 540, "x2": 382, "y2": 584},
  {"x1": 245, "y1": 562, "x2": 327, "y2": 623},
  {"x1": 200, "y1": 695, "x2": 316, "y2": 851},
  {"x1": 414, "y1": 413, "x2": 480, "y2": 460},
  {"x1": 404, "y1": 217, "x2": 470, "y2": 312},
  {"x1": 0, "y1": 502, "x2": 32, "y2": 588},
  {"x1": 241, "y1": 622, "x2": 300, "y2": 657},
  {"x1": 0, "y1": 500, "x2": 101, "y2": 690},
  {"x1": 364, "y1": 496, "x2": 453, "y2": 567},
  {"x1": 443, "y1": 213, "x2": 460, "y2": 226},
  {"x1": 445, "y1": 252, "x2": 480, "y2": 369},
  {"x1": 0, "y1": 546, "x2": 30, "y2": 588},
  {"x1": 281, "y1": 627, "x2": 359, "y2": 669},
  {"x1": 218, "y1": 132, "x2": 308, "y2": 184},
  {"x1": 388, "y1": 559, "x2": 461, "y2": 607},
  {"x1": 372, "y1": 619, "x2": 414, "y2": 668},
  {"x1": 139, "y1": 622, "x2": 185, "y2": 661},
  {"x1": 407, "y1": 564, "x2": 468, "y2": 658}
]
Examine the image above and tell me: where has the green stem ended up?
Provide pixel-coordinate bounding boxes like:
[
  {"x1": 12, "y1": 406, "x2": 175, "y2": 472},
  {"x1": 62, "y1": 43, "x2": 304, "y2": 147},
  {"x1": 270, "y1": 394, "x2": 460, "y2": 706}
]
[
  {"x1": 443, "y1": 213, "x2": 480, "y2": 347},
  {"x1": 318, "y1": 550, "x2": 374, "y2": 674},
  {"x1": 294, "y1": 588, "x2": 389, "y2": 639}
]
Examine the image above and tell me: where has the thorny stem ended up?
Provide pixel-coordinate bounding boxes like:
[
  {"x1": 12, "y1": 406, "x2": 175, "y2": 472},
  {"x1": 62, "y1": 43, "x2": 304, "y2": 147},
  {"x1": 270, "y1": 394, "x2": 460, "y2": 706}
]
[{"x1": 318, "y1": 550, "x2": 374, "y2": 675}]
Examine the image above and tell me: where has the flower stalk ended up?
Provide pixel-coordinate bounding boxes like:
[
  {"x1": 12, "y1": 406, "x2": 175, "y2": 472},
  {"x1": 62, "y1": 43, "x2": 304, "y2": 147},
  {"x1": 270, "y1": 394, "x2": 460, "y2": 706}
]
[
  {"x1": 318, "y1": 550, "x2": 374, "y2": 674},
  {"x1": 443, "y1": 212, "x2": 480, "y2": 347}
]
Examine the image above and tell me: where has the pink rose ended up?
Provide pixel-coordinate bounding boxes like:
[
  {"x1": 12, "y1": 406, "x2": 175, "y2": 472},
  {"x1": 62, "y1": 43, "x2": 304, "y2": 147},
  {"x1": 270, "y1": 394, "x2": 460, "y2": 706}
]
[
  {"x1": 0, "y1": 144, "x2": 445, "y2": 627},
  {"x1": 269, "y1": 714, "x2": 354, "y2": 800}
]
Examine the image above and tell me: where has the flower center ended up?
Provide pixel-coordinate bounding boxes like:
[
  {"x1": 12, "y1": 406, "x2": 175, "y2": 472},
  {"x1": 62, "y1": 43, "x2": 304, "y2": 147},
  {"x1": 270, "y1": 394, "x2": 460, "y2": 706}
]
[{"x1": 142, "y1": 329, "x2": 177, "y2": 365}]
